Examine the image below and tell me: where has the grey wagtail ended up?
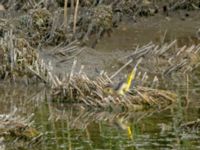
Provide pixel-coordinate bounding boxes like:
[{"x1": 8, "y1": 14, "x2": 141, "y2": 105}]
[{"x1": 104, "y1": 66, "x2": 137, "y2": 96}]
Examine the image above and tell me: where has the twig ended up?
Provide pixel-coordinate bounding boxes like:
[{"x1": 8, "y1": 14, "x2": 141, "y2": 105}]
[
  {"x1": 26, "y1": 66, "x2": 47, "y2": 83},
  {"x1": 64, "y1": 0, "x2": 68, "y2": 33},
  {"x1": 78, "y1": 65, "x2": 84, "y2": 74},
  {"x1": 71, "y1": 0, "x2": 74, "y2": 15},
  {"x1": 161, "y1": 30, "x2": 167, "y2": 44},
  {"x1": 158, "y1": 40, "x2": 177, "y2": 55},
  {"x1": 186, "y1": 74, "x2": 190, "y2": 109},
  {"x1": 58, "y1": 48, "x2": 84, "y2": 63},
  {"x1": 69, "y1": 58, "x2": 77, "y2": 81},
  {"x1": 73, "y1": 0, "x2": 79, "y2": 33},
  {"x1": 110, "y1": 59, "x2": 133, "y2": 79}
]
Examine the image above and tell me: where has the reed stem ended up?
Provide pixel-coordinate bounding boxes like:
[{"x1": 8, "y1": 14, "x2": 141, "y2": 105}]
[
  {"x1": 73, "y1": 0, "x2": 79, "y2": 34},
  {"x1": 64, "y1": 0, "x2": 68, "y2": 33}
]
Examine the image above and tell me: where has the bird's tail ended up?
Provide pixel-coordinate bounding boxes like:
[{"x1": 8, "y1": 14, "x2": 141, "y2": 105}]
[{"x1": 124, "y1": 58, "x2": 142, "y2": 92}]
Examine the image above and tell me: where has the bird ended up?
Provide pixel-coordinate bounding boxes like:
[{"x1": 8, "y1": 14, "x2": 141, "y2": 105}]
[
  {"x1": 114, "y1": 117, "x2": 133, "y2": 140},
  {"x1": 104, "y1": 66, "x2": 137, "y2": 96}
]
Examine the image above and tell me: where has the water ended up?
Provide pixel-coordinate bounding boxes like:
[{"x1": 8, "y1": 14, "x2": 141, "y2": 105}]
[
  {"x1": 96, "y1": 12, "x2": 200, "y2": 51},
  {"x1": 35, "y1": 103, "x2": 200, "y2": 150},
  {"x1": 0, "y1": 85, "x2": 200, "y2": 150},
  {"x1": 1, "y1": 11, "x2": 200, "y2": 150}
]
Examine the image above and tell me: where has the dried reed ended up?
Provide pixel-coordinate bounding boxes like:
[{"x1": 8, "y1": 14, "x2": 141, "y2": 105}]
[
  {"x1": 51, "y1": 70, "x2": 177, "y2": 110},
  {"x1": 64, "y1": 0, "x2": 69, "y2": 32},
  {"x1": 73, "y1": 0, "x2": 79, "y2": 33}
]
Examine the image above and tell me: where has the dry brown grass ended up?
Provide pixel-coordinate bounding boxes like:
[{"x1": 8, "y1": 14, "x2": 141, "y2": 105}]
[{"x1": 51, "y1": 72, "x2": 177, "y2": 110}]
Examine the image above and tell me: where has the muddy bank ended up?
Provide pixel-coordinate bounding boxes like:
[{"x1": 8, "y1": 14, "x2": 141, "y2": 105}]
[
  {"x1": 0, "y1": 0, "x2": 199, "y2": 48},
  {"x1": 0, "y1": 1, "x2": 200, "y2": 149},
  {"x1": 96, "y1": 11, "x2": 200, "y2": 51},
  {"x1": 0, "y1": 0, "x2": 199, "y2": 106}
]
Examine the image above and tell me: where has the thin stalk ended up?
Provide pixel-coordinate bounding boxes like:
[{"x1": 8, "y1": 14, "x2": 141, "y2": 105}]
[
  {"x1": 186, "y1": 74, "x2": 190, "y2": 109},
  {"x1": 44, "y1": 0, "x2": 48, "y2": 8},
  {"x1": 110, "y1": 59, "x2": 133, "y2": 79},
  {"x1": 64, "y1": 0, "x2": 68, "y2": 32},
  {"x1": 71, "y1": 0, "x2": 74, "y2": 13},
  {"x1": 73, "y1": 0, "x2": 79, "y2": 34}
]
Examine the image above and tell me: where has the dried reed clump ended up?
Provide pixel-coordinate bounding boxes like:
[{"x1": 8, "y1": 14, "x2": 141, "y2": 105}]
[
  {"x1": 51, "y1": 73, "x2": 177, "y2": 110},
  {"x1": 112, "y1": 0, "x2": 158, "y2": 20},
  {"x1": 113, "y1": 0, "x2": 136, "y2": 16},
  {"x1": 0, "y1": 112, "x2": 40, "y2": 140},
  {"x1": 168, "y1": 0, "x2": 200, "y2": 11},
  {"x1": 27, "y1": 8, "x2": 52, "y2": 45},
  {"x1": 76, "y1": 4, "x2": 113, "y2": 46},
  {"x1": 0, "y1": 112, "x2": 42, "y2": 149},
  {"x1": 92, "y1": 5, "x2": 113, "y2": 30},
  {"x1": 80, "y1": 0, "x2": 93, "y2": 7},
  {"x1": 180, "y1": 119, "x2": 200, "y2": 131},
  {"x1": 0, "y1": 0, "x2": 33, "y2": 11},
  {"x1": 31, "y1": 8, "x2": 52, "y2": 31},
  {"x1": 15, "y1": 8, "x2": 71, "y2": 46},
  {"x1": 0, "y1": 31, "x2": 49, "y2": 82},
  {"x1": 121, "y1": 41, "x2": 200, "y2": 76},
  {"x1": 48, "y1": 103, "x2": 163, "y2": 130}
]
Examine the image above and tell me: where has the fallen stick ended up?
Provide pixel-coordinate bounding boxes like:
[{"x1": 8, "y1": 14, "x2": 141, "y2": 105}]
[
  {"x1": 26, "y1": 66, "x2": 47, "y2": 83},
  {"x1": 110, "y1": 59, "x2": 133, "y2": 79}
]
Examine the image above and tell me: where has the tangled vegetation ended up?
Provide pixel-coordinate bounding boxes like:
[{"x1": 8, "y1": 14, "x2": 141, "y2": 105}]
[
  {"x1": 0, "y1": 1, "x2": 199, "y2": 149},
  {"x1": 0, "y1": 111, "x2": 41, "y2": 149},
  {"x1": 0, "y1": 0, "x2": 199, "y2": 106},
  {"x1": 0, "y1": 31, "x2": 49, "y2": 83}
]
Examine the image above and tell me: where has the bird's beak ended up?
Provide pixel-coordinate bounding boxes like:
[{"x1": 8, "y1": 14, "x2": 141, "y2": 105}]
[{"x1": 127, "y1": 126, "x2": 133, "y2": 140}]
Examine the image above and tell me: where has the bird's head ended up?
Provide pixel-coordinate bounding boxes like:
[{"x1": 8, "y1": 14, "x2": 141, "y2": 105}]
[
  {"x1": 103, "y1": 81, "x2": 127, "y2": 96},
  {"x1": 103, "y1": 84, "x2": 115, "y2": 94}
]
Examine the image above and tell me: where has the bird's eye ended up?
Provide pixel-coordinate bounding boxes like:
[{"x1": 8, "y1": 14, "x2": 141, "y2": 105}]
[{"x1": 104, "y1": 87, "x2": 112, "y2": 94}]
